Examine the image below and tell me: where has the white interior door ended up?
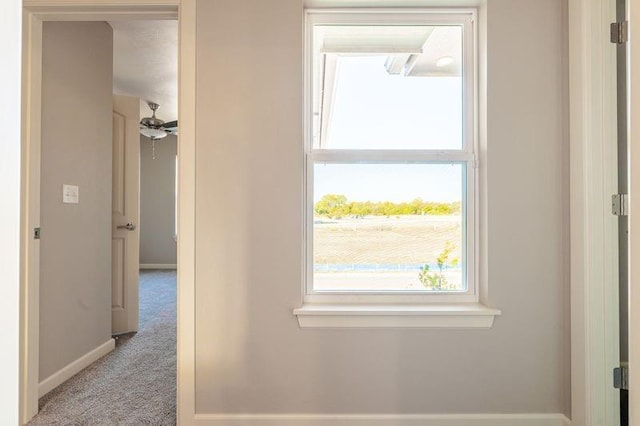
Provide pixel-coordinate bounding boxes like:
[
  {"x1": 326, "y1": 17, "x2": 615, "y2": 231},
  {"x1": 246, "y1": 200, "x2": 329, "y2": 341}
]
[{"x1": 112, "y1": 94, "x2": 140, "y2": 335}]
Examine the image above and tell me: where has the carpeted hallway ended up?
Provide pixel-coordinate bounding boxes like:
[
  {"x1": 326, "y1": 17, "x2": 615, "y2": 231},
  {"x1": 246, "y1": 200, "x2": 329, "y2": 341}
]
[{"x1": 29, "y1": 270, "x2": 177, "y2": 425}]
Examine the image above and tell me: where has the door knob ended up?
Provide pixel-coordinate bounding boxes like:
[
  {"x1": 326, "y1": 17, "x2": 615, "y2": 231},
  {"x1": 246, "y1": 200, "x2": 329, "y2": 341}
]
[{"x1": 117, "y1": 222, "x2": 136, "y2": 231}]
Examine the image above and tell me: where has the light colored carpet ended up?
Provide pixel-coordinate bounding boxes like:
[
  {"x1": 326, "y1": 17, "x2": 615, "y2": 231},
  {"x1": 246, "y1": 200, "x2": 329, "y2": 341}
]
[{"x1": 29, "y1": 270, "x2": 177, "y2": 426}]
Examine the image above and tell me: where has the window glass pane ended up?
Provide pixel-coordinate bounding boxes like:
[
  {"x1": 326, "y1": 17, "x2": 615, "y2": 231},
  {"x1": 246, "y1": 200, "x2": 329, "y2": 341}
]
[
  {"x1": 313, "y1": 163, "x2": 465, "y2": 292},
  {"x1": 312, "y1": 25, "x2": 463, "y2": 150}
]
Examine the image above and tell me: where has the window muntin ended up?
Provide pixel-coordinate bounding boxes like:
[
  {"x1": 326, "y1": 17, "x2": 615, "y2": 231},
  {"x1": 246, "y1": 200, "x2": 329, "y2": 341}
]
[{"x1": 305, "y1": 11, "x2": 476, "y2": 299}]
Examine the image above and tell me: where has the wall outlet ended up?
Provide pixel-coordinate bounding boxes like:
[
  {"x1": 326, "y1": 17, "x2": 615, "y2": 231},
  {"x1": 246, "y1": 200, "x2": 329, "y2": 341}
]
[{"x1": 62, "y1": 184, "x2": 79, "y2": 204}]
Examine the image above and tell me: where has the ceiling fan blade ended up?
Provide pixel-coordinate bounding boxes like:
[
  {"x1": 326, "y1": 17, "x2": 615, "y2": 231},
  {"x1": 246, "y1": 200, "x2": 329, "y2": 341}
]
[
  {"x1": 162, "y1": 120, "x2": 178, "y2": 136},
  {"x1": 161, "y1": 120, "x2": 178, "y2": 129}
]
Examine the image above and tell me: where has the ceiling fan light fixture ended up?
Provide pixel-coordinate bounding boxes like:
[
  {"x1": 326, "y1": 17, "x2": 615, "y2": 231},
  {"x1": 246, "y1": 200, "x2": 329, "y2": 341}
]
[
  {"x1": 140, "y1": 102, "x2": 165, "y2": 127},
  {"x1": 139, "y1": 102, "x2": 178, "y2": 144},
  {"x1": 140, "y1": 116, "x2": 165, "y2": 128},
  {"x1": 140, "y1": 127, "x2": 168, "y2": 139}
]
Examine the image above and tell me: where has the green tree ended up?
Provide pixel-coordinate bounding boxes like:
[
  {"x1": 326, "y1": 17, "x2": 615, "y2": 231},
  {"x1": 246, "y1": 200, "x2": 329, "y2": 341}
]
[
  {"x1": 418, "y1": 242, "x2": 459, "y2": 290},
  {"x1": 313, "y1": 195, "x2": 460, "y2": 219},
  {"x1": 314, "y1": 194, "x2": 347, "y2": 218}
]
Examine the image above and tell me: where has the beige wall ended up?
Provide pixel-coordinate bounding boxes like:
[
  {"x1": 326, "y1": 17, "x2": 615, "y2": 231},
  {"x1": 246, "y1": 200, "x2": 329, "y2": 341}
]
[
  {"x1": 139, "y1": 135, "x2": 177, "y2": 265},
  {"x1": 39, "y1": 22, "x2": 113, "y2": 381},
  {"x1": 484, "y1": 0, "x2": 568, "y2": 414},
  {"x1": 193, "y1": 0, "x2": 569, "y2": 416}
]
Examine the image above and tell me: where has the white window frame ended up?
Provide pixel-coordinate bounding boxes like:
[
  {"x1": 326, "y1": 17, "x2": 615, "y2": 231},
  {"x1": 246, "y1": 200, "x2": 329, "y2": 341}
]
[{"x1": 295, "y1": 8, "x2": 500, "y2": 328}]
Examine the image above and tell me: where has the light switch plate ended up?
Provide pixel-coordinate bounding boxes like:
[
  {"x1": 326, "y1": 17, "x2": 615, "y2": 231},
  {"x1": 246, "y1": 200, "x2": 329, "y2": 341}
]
[{"x1": 62, "y1": 184, "x2": 79, "y2": 204}]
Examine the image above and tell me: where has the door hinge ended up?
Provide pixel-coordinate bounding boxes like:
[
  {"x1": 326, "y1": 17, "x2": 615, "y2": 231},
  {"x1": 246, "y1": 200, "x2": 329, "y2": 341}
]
[
  {"x1": 614, "y1": 366, "x2": 629, "y2": 390},
  {"x1": 33, "y1": 227, "x2": 41, "y2": 240},
  {"x1": 612, "y1": 193, "x2": 629, "y2": 216},
  {"x1": 611, "y1": 21, "x2": 628, "y2": 44}
]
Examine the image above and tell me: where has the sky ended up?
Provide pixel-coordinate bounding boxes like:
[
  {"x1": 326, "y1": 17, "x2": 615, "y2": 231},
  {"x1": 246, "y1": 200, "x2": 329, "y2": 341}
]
[
  {"x1": 324, "y1": 56, "x2": 462, "y2": 150},
  {"x1": 314, "y1": 163, "x2": 463, "y2": 203},
  {"x1": 314, "y1": 55, "x2": 464, "y2": 203}
]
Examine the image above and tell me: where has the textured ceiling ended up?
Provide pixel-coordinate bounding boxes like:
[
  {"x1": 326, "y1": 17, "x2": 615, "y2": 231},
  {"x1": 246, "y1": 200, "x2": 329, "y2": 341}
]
[{"x1": 110, "y1": 20, "x2": 178, "y2": 122}]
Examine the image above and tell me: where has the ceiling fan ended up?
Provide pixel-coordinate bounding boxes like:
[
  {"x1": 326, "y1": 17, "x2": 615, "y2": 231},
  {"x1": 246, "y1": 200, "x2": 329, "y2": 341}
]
[{"x1": 139, "y1": 101, "x2": 178, "y2": 140}]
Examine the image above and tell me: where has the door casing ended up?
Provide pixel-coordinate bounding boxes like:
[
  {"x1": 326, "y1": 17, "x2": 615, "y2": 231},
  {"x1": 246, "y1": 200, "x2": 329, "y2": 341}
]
[
  {"x1": 629, "y1": 0, "x2": 640, "y2": 420},
  {"x1": 567, "y1": 0, "x2": 620, "y2": 424},
  {"x1": 19, "y1": 1, "x2": 196, "y2": 424}
]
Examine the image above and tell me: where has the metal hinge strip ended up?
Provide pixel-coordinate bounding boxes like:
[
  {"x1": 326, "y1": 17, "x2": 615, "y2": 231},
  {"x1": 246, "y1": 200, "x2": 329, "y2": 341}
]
[
  {"x1": 612, "y1": 193, "x2": 629, "y2": 216},
  {"x1": 611, "y1": 21, "x2": 628, "y2": 44},
  {"x1": 614, "y1": 366, "x2": 629, "y2": 390}
]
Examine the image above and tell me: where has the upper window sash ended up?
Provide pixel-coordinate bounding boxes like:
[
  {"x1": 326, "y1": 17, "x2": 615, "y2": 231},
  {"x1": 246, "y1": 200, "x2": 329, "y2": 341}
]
[{"x1": 305, "y1": 9, "x2": 477, "y2": 155}]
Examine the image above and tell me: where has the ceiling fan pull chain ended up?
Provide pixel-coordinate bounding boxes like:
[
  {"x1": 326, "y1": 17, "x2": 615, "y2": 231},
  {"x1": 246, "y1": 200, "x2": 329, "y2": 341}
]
[{"x1": 152, "y1": 139, "x2": 158, "y2": 160}]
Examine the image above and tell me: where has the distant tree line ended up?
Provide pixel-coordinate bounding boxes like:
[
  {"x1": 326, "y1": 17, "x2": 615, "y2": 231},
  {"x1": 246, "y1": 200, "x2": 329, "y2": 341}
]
[{"x1": 314, "y1": 194, "x2": 461, "y2": 218}]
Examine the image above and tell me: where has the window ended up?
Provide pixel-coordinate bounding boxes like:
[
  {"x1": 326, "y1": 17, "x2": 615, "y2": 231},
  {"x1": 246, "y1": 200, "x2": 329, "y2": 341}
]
[{"x1": 295, "y1": 9, "x2": 500, "y2": 328}]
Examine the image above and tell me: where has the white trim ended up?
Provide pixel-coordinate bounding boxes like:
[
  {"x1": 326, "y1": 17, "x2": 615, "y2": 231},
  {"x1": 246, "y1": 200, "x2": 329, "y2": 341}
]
[
  {"x1": 302, "y1": 292, "x2": 477, "y2": 304},
  {"x1": 298, "y1": 8, "x2": 489, "y2": 329},
  {"x1": 310, "y1": 150, "x2": 473, "y2": 163},
  {"x1": 0, "y1": 1, "x2": 22, "y2": 424},
  {"x1": 19, "y1": 1, "x2": 196, "y2": 424},
  {"x1": 22, "y1": 0, "x2": 179, "y2": 20},
  {"x1": 140, "y1": 263, "x2": 177, "y2": 270},
  {"x1": 193, "y1": 413, "x2": 570, "y2": 426},
  {"x1": 305, "y1": 1, "x2": 486, "y2": 7},
  {"x1": 568, "y1": 0, "x2": 619, "y2": 424},
  {"x1": 176, "y1": 0, "x2": 197, "y2": 423},
  {"x1": 629, "y1": 0, "x2": 640, "y2": 421},
  {"x1": 20, "y1": 10, "x2": 43, "y2": 422},
  {"x1": 37, "y1": 338, "x2": 115, "y2": 398},
  {"x1": 304, "y1": 0, "x2": 486, "y2": 6},
  {"x1": 293, "y1": 302, "x2": 500, "y2": 328},
  {"x1": 303, "y1": 9, "x2": 479, "y2": 304},
  {"x1": 305, "y1": 8, "x2": 478, "y2": 18}
]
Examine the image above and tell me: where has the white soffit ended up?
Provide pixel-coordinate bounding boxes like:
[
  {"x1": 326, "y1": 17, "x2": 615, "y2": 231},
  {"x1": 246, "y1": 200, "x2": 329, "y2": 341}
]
[
  {"x1": 319, "y1": 25, "x2": 432, "y2": 53},
  {"x1": 316, "y1": 25, "x2": 461, "y2": 77},
  {"x1": 109, "y1": 20, "x2": 178, "y2": 122},
  {"x1": 408, "y1": 26, "x2": 462, "y2": 77}
]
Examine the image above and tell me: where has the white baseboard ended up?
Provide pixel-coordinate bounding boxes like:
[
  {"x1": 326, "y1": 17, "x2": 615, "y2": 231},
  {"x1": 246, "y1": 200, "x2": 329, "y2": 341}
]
[
  {"x1": 140, "y1": 263, "x2": 177, "y2": 270},
  {"x1": 193, "y1": 413, "x2": 571, "y2": 426},
  {"x1": 38, "y1": 338, "x2": 115, "y2": 398}
]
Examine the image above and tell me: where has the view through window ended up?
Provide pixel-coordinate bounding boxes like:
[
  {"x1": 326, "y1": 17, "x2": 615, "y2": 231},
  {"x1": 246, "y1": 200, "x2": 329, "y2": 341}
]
[{"x1": 308, "y1": 17, "x2": 475, "y2": 294}]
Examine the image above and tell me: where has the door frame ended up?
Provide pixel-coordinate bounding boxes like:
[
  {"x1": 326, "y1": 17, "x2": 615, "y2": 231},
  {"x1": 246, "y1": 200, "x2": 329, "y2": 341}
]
[
  {"x1": 568, "y1": 0, "x2": 621, "y2": 424},
  {"x1": 629, "y1": 0, "x2": 640, "y2": 420},
  {"x1": 19, "y1": 1, "x2": 196, "y2": 424}
]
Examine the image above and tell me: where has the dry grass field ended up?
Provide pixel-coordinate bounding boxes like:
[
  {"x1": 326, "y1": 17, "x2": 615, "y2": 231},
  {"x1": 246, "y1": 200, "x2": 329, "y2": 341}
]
[
  {"x1": 314, "y1": 215, "x2": 462, "y2": 266},
  {"x1": 313, "y1": 215, "x2": 464, "y2": 291}
]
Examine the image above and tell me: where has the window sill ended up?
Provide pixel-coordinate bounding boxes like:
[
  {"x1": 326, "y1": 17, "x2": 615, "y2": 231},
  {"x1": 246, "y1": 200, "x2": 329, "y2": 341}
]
[{"x1": 293, "y1": 303, "x2": 501, "y2": 329}]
